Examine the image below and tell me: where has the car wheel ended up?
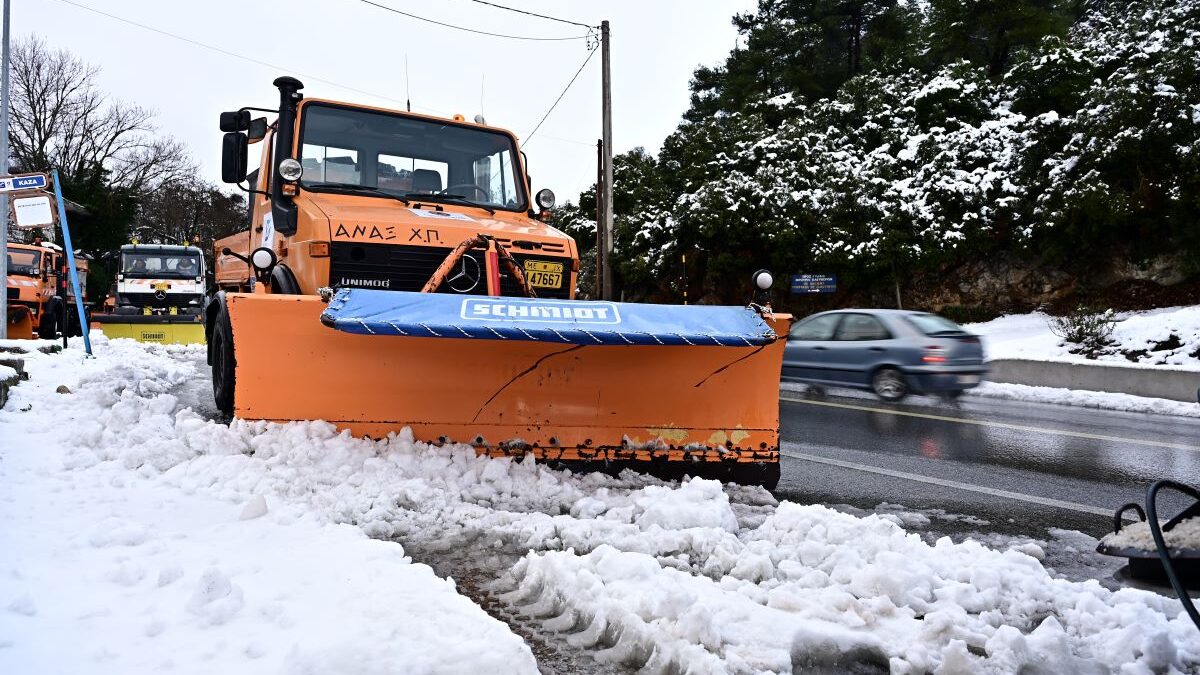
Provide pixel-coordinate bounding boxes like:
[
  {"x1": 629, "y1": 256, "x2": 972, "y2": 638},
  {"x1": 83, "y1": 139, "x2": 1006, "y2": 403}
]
[
  {"x1": 941, "y1": 389, "x2": 964, "y2": 401},
  {"x1": 211, "y1": 301, "x2": 236, "y2": 417},
  {"x1": 872, "y1": 367, "x2": 908, "y2": 402}
]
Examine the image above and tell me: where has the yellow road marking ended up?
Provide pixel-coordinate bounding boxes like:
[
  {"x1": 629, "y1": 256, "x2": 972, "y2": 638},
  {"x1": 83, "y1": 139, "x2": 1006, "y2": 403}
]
[{"x1": 779, "y1": 395, "x2": 1200, "y2": 451}]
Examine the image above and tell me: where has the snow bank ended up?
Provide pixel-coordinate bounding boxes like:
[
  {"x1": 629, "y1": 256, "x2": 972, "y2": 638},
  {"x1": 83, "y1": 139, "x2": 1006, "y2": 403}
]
[
  {"x1": 970, "y1": 381, "x2": 1200, "y2": 418},
  {"x1": 3, "y1": 336, "x2": 1199, "y2": 674},
  {"x1": 0, "y1": 336, "x2": 537, "y2": 674},
  {"x1": 968, "y1": 306, "x2": 1200, "y2": 370}
]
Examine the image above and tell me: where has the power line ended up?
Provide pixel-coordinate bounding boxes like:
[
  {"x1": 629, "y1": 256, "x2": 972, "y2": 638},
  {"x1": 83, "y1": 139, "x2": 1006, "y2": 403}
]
[
  {"x1": 51, "y1": 0, "x2": 449, "y2": 115},
  {"x1": 356, "y1": 0, "x2": 589, "y2": 41},
  {"x1": 465, "y1": 0, "x2": 595, "y2": 29},
  {"x1": 523, "y1": 45, "x2": 598, "y2": 144}
]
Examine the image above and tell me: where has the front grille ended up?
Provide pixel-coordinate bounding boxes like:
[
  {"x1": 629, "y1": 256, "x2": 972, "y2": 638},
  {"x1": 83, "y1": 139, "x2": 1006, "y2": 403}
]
[
  {"x1": 118, "y1": 292, "x2": 202, "y2": 309},
  {"x1": 330, "y1": 242, "x2": 571, "y2": 299}
]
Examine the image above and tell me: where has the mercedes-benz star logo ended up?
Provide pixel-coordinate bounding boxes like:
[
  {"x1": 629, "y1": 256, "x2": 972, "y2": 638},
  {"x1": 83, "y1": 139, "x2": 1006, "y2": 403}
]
[{"x1": 447, "y1": 255, "x2": 481, "y2": 293}]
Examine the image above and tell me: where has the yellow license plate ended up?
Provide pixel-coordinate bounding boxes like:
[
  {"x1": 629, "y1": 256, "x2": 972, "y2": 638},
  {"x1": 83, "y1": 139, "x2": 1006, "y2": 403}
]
[
  {"x1": 524, "y1": 261, "x2": 563, "y2": 289},
  {"x1": 153, "y1": 282, "x2": 170, "y2": 291}
]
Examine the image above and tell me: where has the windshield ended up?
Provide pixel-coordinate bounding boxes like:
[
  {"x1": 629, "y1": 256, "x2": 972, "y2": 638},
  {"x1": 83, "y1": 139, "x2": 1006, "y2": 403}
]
[
  {"x1": 6, "y1": 247, "x2": 41, "y2": 277},
  {"x1": 905, "y1": 313, "x2": 966, "y2": 335},
  {"x1": 298, "y1": 103, "x2": 526, "y2": 211},
  {"x1": 122, "y1": 252, "x2": 202, "y2": 279}
]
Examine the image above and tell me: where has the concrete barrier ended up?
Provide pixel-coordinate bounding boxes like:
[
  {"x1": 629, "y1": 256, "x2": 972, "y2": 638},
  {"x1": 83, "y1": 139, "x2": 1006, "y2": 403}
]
[{"x1": 987, "y1": 359, "x2": 1200, "y2": 404}]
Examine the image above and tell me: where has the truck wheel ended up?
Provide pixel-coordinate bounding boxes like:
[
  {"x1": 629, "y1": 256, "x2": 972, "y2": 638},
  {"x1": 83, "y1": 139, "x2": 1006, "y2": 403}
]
[
  {"x1": 211, "y1": 301, "x2": 236, "y2": 417},
  {"x1": 37, "y1": 302, "x2": 61, "y2": 340}
]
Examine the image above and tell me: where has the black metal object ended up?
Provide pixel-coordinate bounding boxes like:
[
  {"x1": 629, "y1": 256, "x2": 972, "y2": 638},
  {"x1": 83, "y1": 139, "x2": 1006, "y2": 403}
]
[{"x1": 1098, "y1": 481, "x2": 1200, "y2": 629}]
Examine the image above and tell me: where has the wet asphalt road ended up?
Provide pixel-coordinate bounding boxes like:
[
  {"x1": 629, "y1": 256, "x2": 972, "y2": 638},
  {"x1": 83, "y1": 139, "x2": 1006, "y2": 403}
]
[{"x1": 774, "y1": 386, "x2": 1200, "y2": 542}]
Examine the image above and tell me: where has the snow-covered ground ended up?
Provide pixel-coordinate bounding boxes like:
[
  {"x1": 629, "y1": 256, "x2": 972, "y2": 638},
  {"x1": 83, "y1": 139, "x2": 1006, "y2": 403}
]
[
  {"x1": 967, "y1": 306, "x2": 1200, "y2": 369},
  {"x1": 3, "y1": 336, "x2": 1200, "y2": 673}
]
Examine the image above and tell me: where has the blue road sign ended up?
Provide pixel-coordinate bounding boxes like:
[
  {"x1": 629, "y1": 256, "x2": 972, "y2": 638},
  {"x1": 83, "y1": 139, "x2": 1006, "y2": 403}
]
[
  {"x1": 790, "y1": 274, "x2": 837, "y2": 294},
  {"x1": 0, "y1": 173, "x2": 48, "y2": 192}
]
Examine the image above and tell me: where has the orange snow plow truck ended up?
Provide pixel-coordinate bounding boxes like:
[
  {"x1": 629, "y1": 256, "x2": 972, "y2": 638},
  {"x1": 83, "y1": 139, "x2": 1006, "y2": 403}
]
[{"x1": 210, "y1": 77, "x2": 790, "y2": 487}]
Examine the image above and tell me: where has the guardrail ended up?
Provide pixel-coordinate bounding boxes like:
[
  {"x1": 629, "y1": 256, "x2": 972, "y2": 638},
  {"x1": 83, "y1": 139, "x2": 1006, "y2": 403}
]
[{"x1": 987, "y1": 359, "x2": 1200, "y2": 404}]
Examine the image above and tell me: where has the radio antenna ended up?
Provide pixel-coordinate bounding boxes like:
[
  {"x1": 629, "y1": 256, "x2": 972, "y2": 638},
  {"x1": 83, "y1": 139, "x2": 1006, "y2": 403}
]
[{"x1": 405, "y1": 53, "x2": 411, "y2": 112}]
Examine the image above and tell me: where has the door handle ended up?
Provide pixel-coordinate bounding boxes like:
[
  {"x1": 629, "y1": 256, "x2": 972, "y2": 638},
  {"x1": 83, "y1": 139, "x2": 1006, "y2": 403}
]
[
  {"x1": 869, "y1": 347, "x2": 887, "y2": 352},
  {"x1": 813, "y1": 346, "x2": 828, "y2": 351}
]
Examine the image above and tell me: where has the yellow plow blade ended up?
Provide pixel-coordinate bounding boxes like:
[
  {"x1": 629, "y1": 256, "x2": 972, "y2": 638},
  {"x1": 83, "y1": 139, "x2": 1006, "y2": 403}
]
[
  {"x1": 95, "y1": 317, "x2": 206, "y2": 344},
  {"x1": 226, "y1": 293, "x2": 789, "y2": 486}
]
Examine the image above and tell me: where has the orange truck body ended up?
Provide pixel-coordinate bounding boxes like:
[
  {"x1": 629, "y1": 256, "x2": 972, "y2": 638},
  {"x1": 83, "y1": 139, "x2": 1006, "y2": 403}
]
[
  {"x1": 5, "y1": 241, "x2": 88, "y2": 340},
  {"x1": 209, "y1": 77, "x2": 789, "y2": 486}
]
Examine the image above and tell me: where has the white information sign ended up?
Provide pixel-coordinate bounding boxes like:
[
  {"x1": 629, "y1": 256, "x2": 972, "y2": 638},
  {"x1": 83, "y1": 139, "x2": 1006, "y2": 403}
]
[{"x1": 12, "y1": 195, "x2": 55, "y2": 227}]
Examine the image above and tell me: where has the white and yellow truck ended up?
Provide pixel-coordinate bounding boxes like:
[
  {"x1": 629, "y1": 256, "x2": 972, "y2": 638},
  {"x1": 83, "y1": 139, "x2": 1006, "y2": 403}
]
[{"x1": 94, "y1": 243, "x2": 207, "y2": 344}]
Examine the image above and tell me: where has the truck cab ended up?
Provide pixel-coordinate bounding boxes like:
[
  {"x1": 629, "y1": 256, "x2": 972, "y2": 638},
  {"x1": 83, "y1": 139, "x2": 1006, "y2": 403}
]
[
  {"x1": 107, "y1": 243, "x2": 205, "y2": 318},
  {"x1": 213, "y1": 77, "x2": 575, "y2": 305},
  {"x1": 5, "y1": 241, "x2": 89, "y2": 339}
]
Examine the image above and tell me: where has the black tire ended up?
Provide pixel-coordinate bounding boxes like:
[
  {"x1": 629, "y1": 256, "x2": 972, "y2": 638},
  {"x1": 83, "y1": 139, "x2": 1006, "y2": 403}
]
[
  {"x1": 211, "y1": 300, "x2": 236, "y2": 417},
  {"x1": 37, "y1": 301, "x2": 61, "y2": 340},
  {"x1": 941, "y1": 389, "x2": 964, "y2": 401},
  {"x1": 871, "y1": 367, "x2": 908, "y2": 402}
]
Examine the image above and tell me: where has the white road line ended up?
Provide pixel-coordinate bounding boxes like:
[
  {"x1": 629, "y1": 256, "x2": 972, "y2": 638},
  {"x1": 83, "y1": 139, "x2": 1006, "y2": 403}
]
[
  {"x1": 781, "y1": 449, "x2": 1118, "y2": 517},
  {"x1": 779, "y1": 395, "x2": 1200, "y2": 451}
]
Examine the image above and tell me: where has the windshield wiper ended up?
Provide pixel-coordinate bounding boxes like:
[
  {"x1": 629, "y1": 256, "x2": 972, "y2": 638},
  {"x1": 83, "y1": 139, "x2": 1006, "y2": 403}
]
[
  {"x1": 404, "y1": 193, "x2": 496, "y2": 215},
  {"x1": 305, "y1": 182, "x2": 410, "y2": 205}
]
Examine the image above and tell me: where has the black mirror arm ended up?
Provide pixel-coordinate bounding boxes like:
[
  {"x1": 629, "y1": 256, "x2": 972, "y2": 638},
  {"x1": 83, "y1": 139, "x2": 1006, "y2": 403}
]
[
  {"x1": 221, "y1": 247, "x2": 251, "y2": 265},
  {"x1": 236, "y1": 182, "x2": 271, "y2": 198}
]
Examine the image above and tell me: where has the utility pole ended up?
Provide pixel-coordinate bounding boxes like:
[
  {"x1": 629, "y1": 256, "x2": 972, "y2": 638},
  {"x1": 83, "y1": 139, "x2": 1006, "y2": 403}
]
[
  {"x1": 594, "y1": 138, "x2": 603, "y2": 298},
  {"x1": 599, "y1": 19, "x2": 613, "y2": 301},
  {"x1": 0, "y1": 0, "x2": 10, "y2": 339}
]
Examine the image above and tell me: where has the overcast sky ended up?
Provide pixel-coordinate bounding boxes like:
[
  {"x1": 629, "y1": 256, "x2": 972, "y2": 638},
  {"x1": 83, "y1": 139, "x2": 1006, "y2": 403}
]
[{"x1": 17, "y1": 0, "x2": 755, "y2": 205}]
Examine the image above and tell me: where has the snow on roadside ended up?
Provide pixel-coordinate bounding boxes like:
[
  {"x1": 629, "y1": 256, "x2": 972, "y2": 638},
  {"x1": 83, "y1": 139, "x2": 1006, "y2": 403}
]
[
  {"x1": 3, "y1": 337, "x2": 1200, "y2": 674},
  {"x1": 782, "y1": 379, "x2": 1200, "y2": 418},
  {"x1": 0, "y1": 336, "x2": 537, "y2": 675},
  {"x1": 969, "y1": 381, "x2": 1200, "y2": 418},
  {"x1": 967, "y1": 306, "x2": 1200, "y2": 369}
]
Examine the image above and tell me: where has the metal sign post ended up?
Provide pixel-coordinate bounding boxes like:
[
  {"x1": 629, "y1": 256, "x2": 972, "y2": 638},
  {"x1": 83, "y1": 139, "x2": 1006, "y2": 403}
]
[
  {"x1": 0, "y1": 0, "x2": 11, "y2": 339},
  {"x1": 51, "y1": 169, "x2": 91, "y2": 355}
]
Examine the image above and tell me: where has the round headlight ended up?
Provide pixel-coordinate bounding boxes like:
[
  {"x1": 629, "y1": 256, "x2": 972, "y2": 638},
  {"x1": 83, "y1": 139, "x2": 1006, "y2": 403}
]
[
  {"x1": 251, "y1": 247, "x2": 276, "y2": 271},
  {"x1": 753, "y1": 269, "x2": 773, "y2": 291},
  {"x1": 535, "y1": 188, "x2": 556, "y2": 210},
  {"x1": 278, "y1": 158, "x2": 303, "y2": 182}
]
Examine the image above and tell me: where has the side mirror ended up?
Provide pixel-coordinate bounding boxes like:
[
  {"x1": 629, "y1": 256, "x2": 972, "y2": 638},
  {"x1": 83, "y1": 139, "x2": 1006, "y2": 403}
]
[
  {"x1": 219, "y1": 110, "x2": 251, "y2": 132},
  {"x1": 221, "y1": 132, "x2": 248, "y2": 184},
  {"x1": 247, "y1": 117, "x2": 268, "y2": 143}
]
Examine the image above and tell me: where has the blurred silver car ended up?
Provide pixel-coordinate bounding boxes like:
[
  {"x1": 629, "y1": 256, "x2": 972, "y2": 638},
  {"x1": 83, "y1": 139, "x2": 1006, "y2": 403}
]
[{"x1": 782, "y1": 309, "x2": 987, "y2": 401}]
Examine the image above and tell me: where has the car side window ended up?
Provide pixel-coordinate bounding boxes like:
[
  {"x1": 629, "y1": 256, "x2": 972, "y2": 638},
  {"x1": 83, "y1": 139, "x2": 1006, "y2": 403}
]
[
  {"x1": 835, "y1": 314, "x2": 891, "y2": 341},
  {"x1": 789, "y1": 314, "x2": 841, "y2": 341}
]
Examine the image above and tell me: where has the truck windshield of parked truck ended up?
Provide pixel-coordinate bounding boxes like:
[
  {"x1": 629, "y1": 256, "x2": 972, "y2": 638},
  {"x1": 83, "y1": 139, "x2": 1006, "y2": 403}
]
[
  {"x1": 6, "y1": 247, "x2": 41, "y2": 276},
  {"x1": 298, "y1": 103, "x2": 526, "y2": 211},
  {"x1": 122, "y1": 252, "x2": 202, "y2": 278}
]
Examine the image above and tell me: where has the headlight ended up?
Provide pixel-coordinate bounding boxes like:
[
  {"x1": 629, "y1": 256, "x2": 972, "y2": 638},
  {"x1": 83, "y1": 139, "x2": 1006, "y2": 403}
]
[
  {"x1": 535, "y1": 188, "x2": 556, "y2": 210},
  {"x1": 251, "y1": 247, "x2": 277, "y2": 271},
  {"x1": 278, "y1": 158, "x2": 303, "y2": 182},
  {"x1": 753, "y1": 269, "x2": 773, "y2": 291}
]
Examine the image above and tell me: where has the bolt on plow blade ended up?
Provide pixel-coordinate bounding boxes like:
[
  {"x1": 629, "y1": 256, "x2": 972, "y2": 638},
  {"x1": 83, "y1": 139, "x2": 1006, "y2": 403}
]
[{"x1": 226, "y1": 290, "x2": 790, "y2": 487}]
